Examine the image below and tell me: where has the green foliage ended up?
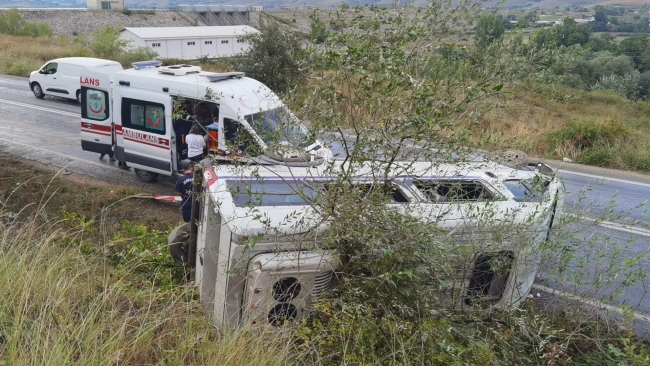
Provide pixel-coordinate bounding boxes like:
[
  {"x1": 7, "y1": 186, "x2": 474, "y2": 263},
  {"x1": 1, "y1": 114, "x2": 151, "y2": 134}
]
[
  {"x1": 0, "y1": 8, "x2": 53, "y2": 37},
  {"x1": 474, "y1": 13, "x2": 505, "y2": 48},
  {"x1": 113, "y1": 46, "x2": 158, "y2": 68},
  {"x1": 109, "y1": 220, "x2": 185, "y2": 288},
  {"x1": 547, "y1": 119, "x2": 631, "y2": 158},
  {"x1": 294, "y1": 301, "x2": 502, "y2": 365},
  {"x1": 121, "y1": 7, "x2": 133, "y2": 16},
  {"x1": 230, "y1": 19, "x2": 306, "y2": 95},
  {"x1": 309, "y1": 11, "x2": 328, "y2": 44},
  {"x1": 89, "y1": 26, "x2": 131, "y2": 59},
  {"x1": 591, "y1": 71, "x2": 640, "y2": 100}
]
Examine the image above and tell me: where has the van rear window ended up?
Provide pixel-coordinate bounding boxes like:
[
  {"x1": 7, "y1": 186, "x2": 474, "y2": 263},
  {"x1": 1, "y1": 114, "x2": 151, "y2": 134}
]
[{"x1": 81, "y1": 87, "x2": 109, "y2": 121}]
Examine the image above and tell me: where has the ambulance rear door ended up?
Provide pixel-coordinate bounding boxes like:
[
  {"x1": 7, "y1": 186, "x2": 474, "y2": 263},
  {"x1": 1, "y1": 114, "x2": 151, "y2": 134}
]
[
  {"x1": 118, "y1": 88, "x2": 173, "y2": 177},
  {"x1": 80, "y1": 72, "x2": 112, "y2": 155}
]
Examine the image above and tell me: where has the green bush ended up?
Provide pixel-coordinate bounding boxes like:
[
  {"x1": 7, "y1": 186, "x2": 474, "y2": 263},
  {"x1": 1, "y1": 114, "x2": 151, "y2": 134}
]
[
  {"x1": 9, "y1": 60, "x2": 34, "y2": 76},
  {"x1": 90, "y1": 26, "x2": 130, "y2": 59},
  {"x1": 294, "y1": 300, "x2": 500, "y2": 366},
  {"x1": 113, "y1": 46, "x2": 158, "y2": 68},
  {"x1": 547, "y1": 119, "x2": 630, "y2": 152},
  {"x1": 0, "y1": 8, "x2": 53, "y2": 37},
  {"x1": 578, "y1": 147, "x2": 615, "y2": 166}
]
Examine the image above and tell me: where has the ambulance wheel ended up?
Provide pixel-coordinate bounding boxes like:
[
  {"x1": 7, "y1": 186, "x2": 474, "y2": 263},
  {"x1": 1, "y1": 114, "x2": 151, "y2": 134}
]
[
  {"x1": 32, "y1": 83, "x2": 44, "y2": 98},
  {"x1": 168, "y1": 223, "x2": 190, "y2": 263},
  {"x1": 76, "y1": 90, "x2": 81, "y2": 103},
  {"x1": 134, "y1": 169, "x2": 159, "y2": 183}
]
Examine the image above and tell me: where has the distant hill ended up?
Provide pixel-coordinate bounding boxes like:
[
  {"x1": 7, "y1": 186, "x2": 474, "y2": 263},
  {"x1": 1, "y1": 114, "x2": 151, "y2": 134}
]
[{"x1": 3, "y1": 0, "x2": 646, "y2": 11}]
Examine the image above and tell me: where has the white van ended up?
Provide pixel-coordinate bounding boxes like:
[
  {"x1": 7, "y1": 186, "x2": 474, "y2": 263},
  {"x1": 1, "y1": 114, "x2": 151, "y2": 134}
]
[{"x1": 29, "y1": 57, "x2": 123, "y2": 103}]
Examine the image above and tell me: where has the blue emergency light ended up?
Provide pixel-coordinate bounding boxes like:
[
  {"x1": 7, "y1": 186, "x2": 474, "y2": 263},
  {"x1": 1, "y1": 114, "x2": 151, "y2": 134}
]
[{"x1": 132, "y1": 60, "x2": 163, "y2": 69}]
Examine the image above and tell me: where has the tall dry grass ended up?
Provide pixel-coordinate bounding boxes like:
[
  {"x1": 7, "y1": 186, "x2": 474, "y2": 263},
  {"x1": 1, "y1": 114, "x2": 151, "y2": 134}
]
[
  {"x1": 0, "y1": 34, "x2": 90, "y2": 76},
  {"x1": 0, "y1": 205, "x2": 290, "y2": 365},
  {"x1": 471, "y1": 84, "x2": 650, "y2": 170}
]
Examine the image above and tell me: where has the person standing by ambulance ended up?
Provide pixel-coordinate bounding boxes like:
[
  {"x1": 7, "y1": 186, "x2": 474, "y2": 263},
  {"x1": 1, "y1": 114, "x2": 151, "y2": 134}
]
[
  {"x1": 186, "y1": 124, "x2": 207, "y2": 162},
  {"x1": 176, "y1": 161, "x2": 194, "y2": 223}
]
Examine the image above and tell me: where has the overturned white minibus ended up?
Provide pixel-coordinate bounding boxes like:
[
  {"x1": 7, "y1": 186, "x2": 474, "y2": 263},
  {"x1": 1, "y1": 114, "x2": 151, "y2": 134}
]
[{"x1": 185, "y1": 160, "x2": 563, "y2": 328}]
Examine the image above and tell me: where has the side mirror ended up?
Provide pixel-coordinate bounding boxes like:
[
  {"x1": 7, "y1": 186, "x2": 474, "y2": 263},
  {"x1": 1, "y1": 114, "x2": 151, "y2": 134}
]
[
  {"x1": 535, "y1": 163, "x2": 555, "y2": 180},
  {"x1": 39, "y1": 69, "x2": 45, "y2": 74}
]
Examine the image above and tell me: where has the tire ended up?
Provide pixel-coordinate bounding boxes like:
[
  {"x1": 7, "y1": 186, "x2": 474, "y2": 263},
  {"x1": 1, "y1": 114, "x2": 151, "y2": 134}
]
[
  {"x1": 76, "y1": 90, "x2": 81, "y2": 103},
  {"x1": 134, "y1": 168, "x2": 159, "y2": 183},
  {"x1": 32, "y1": 83, "x2": 45, "y2": 98},
  {"x1": 168, "y1": 223, "x2": 190, "y2": 263}
]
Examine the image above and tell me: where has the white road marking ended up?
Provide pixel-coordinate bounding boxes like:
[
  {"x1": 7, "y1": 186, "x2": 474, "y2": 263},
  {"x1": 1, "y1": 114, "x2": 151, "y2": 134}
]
[
  {"x1": 533, "y1": 284, "x2": 650, "y2": 323},
  {"x1": 0, "y1": 97, "x2": 79, "y2": 118},
  {"x1": 559, "y1": 170, "x2": 650, "y2": 189},
  {"x1": 566, "y1": 213, "x2": 650, "y2": 238}
]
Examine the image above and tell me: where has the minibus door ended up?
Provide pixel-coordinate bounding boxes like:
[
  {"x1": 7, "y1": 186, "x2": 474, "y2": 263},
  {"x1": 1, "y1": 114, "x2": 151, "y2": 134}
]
[
  {"x1": 80, "y1": 72, "x2": 113, "y2": 155},
  {"x1": 118, "y1": 88, "x2": 173, "y2": 182}
]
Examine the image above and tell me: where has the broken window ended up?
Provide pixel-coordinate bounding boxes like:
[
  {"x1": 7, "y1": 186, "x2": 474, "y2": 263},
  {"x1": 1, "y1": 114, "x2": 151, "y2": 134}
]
[{"x1": 414, "y1": 179, "x2": 494, "y2": 202}]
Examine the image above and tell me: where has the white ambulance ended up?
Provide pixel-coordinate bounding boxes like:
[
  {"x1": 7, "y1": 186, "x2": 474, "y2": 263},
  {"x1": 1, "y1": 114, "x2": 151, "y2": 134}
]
[
  {"x1": 183, "y1": 160, "x2": 563, "y2": 328},
  {"x1": 80, "y1": 61, "x2": 331, "y2": 182}
]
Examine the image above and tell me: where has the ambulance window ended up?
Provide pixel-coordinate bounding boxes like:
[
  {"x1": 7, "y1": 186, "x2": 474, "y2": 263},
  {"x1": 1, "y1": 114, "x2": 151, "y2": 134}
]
[
  {"x1": 122, "y1": 98, "x2": 166, "y2": 135},
  {"x1": 130, "y1": 105, "x2": 145, "y2": 126},
  {"x1": 228, "y1": 180, "x2": 317, "y2": 207},
  {"x1": 81, "y1": 87, "x2": 109, "y2": 121}
]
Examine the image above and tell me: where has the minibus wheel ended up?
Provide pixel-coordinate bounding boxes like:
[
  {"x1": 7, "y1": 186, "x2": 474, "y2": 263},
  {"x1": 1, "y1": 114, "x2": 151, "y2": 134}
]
[
  {"x1": 134, "y1": 168, "x2": 159, "y2": 183},
  {"x1": 168, "y1": 223, "x2": 190, "y2": 263},
  {"x1": 32, "y1": 83, "x2": 44, "y2": 98},
  {"x1": 76, "y1": 90, "x2": 81, "y2": 103}
]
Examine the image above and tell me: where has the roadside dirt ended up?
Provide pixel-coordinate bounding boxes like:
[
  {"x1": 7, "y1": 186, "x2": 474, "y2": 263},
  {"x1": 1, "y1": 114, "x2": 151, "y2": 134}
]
[{"x1": 0, "y1": 153, "x2": 181, "y2": 232}]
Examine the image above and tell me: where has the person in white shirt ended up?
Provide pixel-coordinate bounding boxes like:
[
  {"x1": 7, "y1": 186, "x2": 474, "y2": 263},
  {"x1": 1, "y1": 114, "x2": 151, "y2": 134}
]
[{"x1": 186, "y1": 124, "x2": 207, "y2": 162}]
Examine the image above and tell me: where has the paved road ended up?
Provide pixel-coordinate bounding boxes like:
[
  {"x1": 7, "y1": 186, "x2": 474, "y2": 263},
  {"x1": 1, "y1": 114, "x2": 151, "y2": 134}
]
[
  {"x1": 2, "y1": 74, "x2": 650, "y2": 333},
  {"x1": 0, "y1": 75, "x2": 177, "y2": 193}
]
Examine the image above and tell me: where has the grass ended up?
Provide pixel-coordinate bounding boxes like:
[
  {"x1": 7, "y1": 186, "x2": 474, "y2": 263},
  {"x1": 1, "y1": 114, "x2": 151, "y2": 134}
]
[
  {"x1": 0, "y1": 149, "x2": 649, "y2": 363},
  {"x1": 0, "y1": 34, "x2": 90, "y2": 76},
  {"x1": 0, "y1": 153, "x2": 290, "y2": 365},
  {"x1": 471, "y1": 84, "x2": 650, "y2": 172}
]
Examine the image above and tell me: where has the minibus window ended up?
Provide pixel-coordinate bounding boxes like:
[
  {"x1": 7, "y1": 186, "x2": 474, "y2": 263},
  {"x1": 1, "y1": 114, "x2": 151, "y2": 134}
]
[
  {"x1": 414, "y1": 180, "x2": 494, "y2": 202},
  {"x1": 228, "y1": 180, "x2": 318, "y2": 207},
  {"x1": 321, "y1": 182, "x2": 409, "y2": 203},
  {"x1": 504, "y1": 178, "x2": 549, "y2": 202}
]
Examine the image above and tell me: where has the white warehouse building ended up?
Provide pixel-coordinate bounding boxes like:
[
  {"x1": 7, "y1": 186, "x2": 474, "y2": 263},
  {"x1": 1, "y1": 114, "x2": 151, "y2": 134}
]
[{"x1": 119, "y1": 26, "x2": 259, "y2": 60}]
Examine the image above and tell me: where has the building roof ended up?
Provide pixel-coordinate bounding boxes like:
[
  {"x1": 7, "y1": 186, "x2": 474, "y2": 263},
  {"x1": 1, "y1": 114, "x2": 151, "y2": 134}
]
[{"x1": 120, "y1": 26, "x2": 259, "y2": 40}]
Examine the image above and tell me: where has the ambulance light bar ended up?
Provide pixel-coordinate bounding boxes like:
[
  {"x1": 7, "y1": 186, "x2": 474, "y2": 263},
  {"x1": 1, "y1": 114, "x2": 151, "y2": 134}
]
[
  {"x1": 202, "y1": 72, "x2": 245, "y2": 82},
  {"x1": 132, "y1": 60, "x2": 163, "y2": 69}
]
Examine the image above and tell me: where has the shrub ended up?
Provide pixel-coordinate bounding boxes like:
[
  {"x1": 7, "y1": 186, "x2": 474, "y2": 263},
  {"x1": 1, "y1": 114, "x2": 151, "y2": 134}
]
[
  {"x1": 230, "y1": 19, "x2": 306, "y2": 95},
  {"x1": 578, "y1": 147, "x2": 616, "y2": 166},
  {"x1": 90, "y1": 26, "x2": 130, "y2": 59},
  {"x1": 547, "y1": 119, "x2": 630, "y2": 153},
  {"x1": 0, "y1": 9, "x2": 53, "y2": 37},
  {"x1": 113, "y1": 46, "x2": 158, "y2": 68}
]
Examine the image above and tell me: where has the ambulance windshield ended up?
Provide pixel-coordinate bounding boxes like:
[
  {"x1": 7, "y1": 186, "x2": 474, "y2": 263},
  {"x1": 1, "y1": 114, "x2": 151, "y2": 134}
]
[{"x1": 244, "y1": 107, "x2": 308, "y2": 145}]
